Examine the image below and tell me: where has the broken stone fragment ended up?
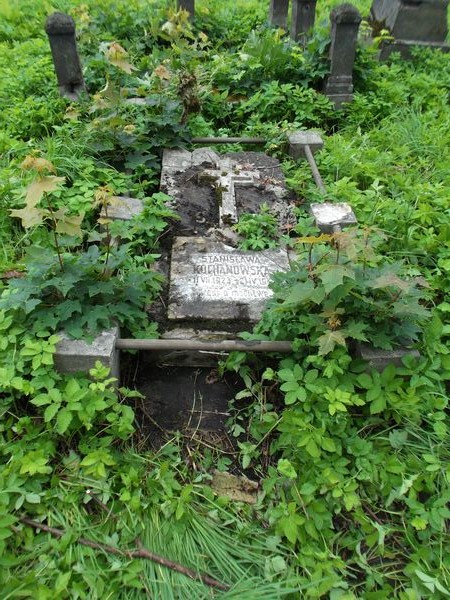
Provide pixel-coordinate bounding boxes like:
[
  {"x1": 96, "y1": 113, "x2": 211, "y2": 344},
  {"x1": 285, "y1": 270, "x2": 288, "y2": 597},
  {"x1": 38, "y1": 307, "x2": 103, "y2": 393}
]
[
  {"x1": 354, "y1": 342, "x2": 420, "y2": 371},
  {"x1": 100, "y1": 196, "x2": 144, "y2": 221},
  {"x1": 210, "y1": 470, "x2": 259, "y2": 504},
  {"x1": 54, "y1": 327, "x2": 120, "y2": 380},
  {"x1": 310, "y1": 202, "x2": 357, "y2": 233}
]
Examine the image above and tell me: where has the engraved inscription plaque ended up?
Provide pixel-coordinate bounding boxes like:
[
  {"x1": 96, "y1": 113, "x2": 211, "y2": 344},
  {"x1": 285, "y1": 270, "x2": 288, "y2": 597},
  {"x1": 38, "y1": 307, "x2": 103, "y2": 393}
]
[{"x1": 168, "y1": 237, "x2": 290, "y2": 321}]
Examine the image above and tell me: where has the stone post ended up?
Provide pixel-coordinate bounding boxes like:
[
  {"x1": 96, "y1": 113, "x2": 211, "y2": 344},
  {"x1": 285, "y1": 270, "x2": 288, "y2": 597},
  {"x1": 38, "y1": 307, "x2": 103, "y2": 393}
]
[
  {"x1": 178, "y1": 0, "x2": 195, "y2": 18},
  {"x1": 45, "y1": 12, "x2": 86, "y2": 101},
  {"x1": 324, "y1": 4, "x2": 362, "y2": 108},
  {"x1": 269, "y1": 0, "x2": 289, "y2": 29},
  {"x1": 291, "y1": 0, "x2": 317, "y2": 42}
]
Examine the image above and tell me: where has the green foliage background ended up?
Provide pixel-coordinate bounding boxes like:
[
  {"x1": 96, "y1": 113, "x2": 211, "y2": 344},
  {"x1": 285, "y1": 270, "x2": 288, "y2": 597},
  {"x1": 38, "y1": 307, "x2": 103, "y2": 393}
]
[{"x1": 0, "y1": 0, "x2": 449, "y2": 598}]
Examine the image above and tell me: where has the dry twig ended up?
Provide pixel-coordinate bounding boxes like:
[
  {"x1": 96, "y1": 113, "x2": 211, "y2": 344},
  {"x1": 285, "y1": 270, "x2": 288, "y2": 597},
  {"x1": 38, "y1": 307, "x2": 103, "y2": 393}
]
[{"x1": 20, "y1": 516, "x2": 230, "y2": 591}]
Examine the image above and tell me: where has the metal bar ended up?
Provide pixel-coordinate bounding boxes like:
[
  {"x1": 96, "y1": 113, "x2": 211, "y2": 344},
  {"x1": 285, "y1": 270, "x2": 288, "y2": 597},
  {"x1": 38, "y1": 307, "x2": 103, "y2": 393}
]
[
  {"x1": 304, "y1": 143, "x2": 326, "y2": 192},
  {"x1": 116, "y1": 339, "x2": 292, "y2": 353},
  {"x1": 191, "y1": 137, "x2": 266, "y2": 145}
]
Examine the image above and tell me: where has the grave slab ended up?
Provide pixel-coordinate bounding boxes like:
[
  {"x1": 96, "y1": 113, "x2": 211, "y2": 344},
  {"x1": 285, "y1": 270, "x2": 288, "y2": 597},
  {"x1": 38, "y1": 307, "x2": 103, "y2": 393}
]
[
  {"x1": 168, "y1": 237, "x2": 290, "y2": 322},
  {"x1": 160, "y1": 149, "x2": 288, "y2": 235}
]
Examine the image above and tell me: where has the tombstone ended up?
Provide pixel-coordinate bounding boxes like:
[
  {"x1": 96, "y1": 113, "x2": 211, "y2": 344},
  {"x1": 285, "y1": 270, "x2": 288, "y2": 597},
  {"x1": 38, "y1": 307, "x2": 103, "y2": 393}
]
[
  {"x1": 45, "y1": 12, "x2": 86, "y2": 101},
  {"x1": 269, "y1": 0, "x2": 290, "y2": 29},
  {"x1": 177, "y1": 0, "x2": 195, "y2": 18},
  {"x1": 370, "y1": 0, "x2": 450, "y2": 59},
  {"x1": 324, "y1": 4, "x2": 362, "y2": 108},
  {"x1": 291, "y1": 0, "x2": 317, "y2": 43},
  {"x1": 370, "y1": 0, "x2": 449, "y2": 42},
  {"x1": 168, "y1": 237, "x2": 290, "y2": 322}
]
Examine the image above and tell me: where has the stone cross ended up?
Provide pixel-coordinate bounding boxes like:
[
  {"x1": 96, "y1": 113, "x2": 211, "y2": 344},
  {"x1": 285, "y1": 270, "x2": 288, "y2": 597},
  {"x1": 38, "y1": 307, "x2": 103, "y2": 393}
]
[
  {"x1": 269, "y1": 0, "x2": 289, "y2": 28},
  {"x1": 45, "y1": 12, "x2": 85, "y2": 101},
  {"x1": 202, "y1": 161, "x2": 261, "y2": 226},
  {"x1": 324, "y1": 4, "x2": 362, "y2": 108},
  {"x1": 291, "y1": 0, "x2": 317, "y2": 42},
  {"x1": 178, "y1": 0, "x2": 195, "y2": 18}
]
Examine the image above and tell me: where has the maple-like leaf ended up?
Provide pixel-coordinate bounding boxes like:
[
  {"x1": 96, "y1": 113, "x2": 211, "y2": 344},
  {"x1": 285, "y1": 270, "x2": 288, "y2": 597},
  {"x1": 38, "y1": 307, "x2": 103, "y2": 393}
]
[
  {"x1": 21, "y1": 156, "x2": 56, "y2": 173},
  {"x1": 282, "y1": 280, "x2": 325, "y2": 307},
  {"x1": 10, "y1": 206, "x2": 45, "y2": 229},
  {"x1": 334, "y1": 230, "x2": 359, "y2": 262},
  {"x1": 342, "y1": 320, "x2": 368, "y2": 342},
  {"x1": 64, "y1": 106, "x2": 80, "y2": 121},
  {"x1": 25, "y1": 176, "x2": 65, "y2": 207},
  {"x1": 93, "y1": 186, "x2": 115, "y2": 208},
  {"x1": 318, "y1": 264, "x2": 355, "y2": 295},
  {"x1": 371, "y1": 274, "x2": 410, "y2": 292},
  {"x1": 318, "y1": 330, "x2": 347, "y2": 355},
  {"x1": 106, "y1": 42, "x2": 136, "y2": 74},
  {"x1": 153, "y1": 64, "x2": 171, "y2": 80},
  {"x1": 296, "y1": 234, "x2": 333, "y2": 245},
  {"x1": 97, "y1": 217, "x2": 112, "y2": 226},
  {"x1": 55, "y1": 211, "x2": 85, "y2": 237}
]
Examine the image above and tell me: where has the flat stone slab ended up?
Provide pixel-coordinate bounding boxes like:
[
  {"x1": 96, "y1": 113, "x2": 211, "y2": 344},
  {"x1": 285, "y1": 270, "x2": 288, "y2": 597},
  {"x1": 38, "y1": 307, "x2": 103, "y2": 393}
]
[
  {"x1": 168, "y1": 237, "x2": 290, "y2": 322},
  {"x1": 160, "y1": 148, "x2": 288, "y2": 236}
]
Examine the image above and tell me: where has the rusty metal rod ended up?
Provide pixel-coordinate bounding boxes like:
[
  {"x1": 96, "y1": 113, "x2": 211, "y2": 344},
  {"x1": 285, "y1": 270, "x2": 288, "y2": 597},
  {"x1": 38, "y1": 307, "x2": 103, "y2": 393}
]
[
  {"x1": 116, "y1": 339, "x2": 292, "y2": 353},
  {"x1": 191, "y1": 137, "x2": 266, "y2": 144},
  {"x1": 303, "y1": 143, "x2": 326, "y2": 192}
]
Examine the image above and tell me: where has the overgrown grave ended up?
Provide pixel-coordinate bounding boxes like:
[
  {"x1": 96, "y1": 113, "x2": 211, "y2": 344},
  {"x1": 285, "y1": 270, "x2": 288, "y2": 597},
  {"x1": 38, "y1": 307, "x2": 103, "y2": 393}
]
[
  {"x1": 132, "y1": 146, "x2": 294, "y2": 434},
  {"x1": 52, "y1": 131, "x2": 371, "y2": 436}
]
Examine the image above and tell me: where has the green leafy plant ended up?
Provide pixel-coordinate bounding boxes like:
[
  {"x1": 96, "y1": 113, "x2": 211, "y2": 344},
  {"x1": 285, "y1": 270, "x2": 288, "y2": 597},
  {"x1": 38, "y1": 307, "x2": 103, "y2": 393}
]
[
  {"x1": 234, "y1": 204, "x2": 280, "y2": 250},
  {"x1": 258, "y1": 225, "x2": 430, "y2": 354},
  {"x1": 3, "y1": 157, "x2": 165, "y2": 338}
]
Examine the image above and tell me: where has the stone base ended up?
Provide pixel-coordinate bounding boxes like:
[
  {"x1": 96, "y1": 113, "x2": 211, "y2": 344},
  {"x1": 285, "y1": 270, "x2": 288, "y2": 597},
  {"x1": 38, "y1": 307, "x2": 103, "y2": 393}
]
[
  {"x1": 324, "y1": 75, "x2": 354, "y2": 108},
  {"x1": 355, "y1": 342, "x2": 420, "y2": 371},
  {"x1": 54, "y1": 327, "x2": 119, "y2": 380},
  {"x1": 379, "y1": 39, "x2": 450, "y2": 60}
]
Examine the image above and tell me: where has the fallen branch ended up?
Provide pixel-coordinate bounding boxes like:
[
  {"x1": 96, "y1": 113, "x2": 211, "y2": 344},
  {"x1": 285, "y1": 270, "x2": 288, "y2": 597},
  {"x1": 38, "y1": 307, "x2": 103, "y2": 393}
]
[{"x1": 20, "y1": 516, "x2": 230, "y2": 591}]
